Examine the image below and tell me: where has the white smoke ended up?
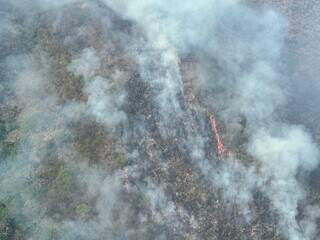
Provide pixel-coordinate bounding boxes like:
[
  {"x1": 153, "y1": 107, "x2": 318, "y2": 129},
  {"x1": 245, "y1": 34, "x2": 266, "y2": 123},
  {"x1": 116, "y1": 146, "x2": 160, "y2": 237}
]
[
  {"x1": 1, "y1": 0, "x2": 320, "y2": 239},
  {"x1": 105, "y1": 0, "x2": 320, "y2": 239}
]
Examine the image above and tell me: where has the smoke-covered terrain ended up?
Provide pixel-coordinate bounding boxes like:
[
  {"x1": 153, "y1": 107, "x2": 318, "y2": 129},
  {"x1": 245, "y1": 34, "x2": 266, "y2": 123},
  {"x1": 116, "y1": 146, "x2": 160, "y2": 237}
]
[{"x1": 1, "y1": 0, "x2": 320, "y2": 239}]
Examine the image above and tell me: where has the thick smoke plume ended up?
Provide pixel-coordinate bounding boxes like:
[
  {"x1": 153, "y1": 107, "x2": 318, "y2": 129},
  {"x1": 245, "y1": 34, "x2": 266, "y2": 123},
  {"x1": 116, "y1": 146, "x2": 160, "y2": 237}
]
[{"x1": 0, "y1": 0, "x2": 319, "y2": 239}]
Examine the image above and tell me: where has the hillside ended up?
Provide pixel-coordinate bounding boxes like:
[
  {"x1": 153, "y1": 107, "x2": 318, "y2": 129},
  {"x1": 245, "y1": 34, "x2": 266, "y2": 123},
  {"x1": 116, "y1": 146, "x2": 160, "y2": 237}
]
[{"x1": 0, "y1": 1, "x2": 320, "y2": 239}]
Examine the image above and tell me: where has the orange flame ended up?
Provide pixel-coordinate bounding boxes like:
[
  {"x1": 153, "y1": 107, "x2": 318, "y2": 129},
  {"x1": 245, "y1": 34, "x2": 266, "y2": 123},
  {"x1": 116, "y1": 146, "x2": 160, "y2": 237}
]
[{"x1": 209, "y1": 113, "x2": 229, "y2": 159}]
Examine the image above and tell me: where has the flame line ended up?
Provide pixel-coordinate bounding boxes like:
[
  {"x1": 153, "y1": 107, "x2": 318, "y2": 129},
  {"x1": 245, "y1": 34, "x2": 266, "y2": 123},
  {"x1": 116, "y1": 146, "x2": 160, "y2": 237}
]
[{"x1": 209, "y1": 113, "x2": 228, "y2": 159}]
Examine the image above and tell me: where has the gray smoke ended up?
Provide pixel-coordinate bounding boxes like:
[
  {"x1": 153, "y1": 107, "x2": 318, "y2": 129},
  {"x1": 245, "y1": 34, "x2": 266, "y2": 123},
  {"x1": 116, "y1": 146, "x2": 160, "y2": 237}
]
[
  {"x1": 0, "y1": 0, "x2": 319, "y2": 239},
  {"x1": 104, "y1": 0, "x2": 320, "y2": 239}
]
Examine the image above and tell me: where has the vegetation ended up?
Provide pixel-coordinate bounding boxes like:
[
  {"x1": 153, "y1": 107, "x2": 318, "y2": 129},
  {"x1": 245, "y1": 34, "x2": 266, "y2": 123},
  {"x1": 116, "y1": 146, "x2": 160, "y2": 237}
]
[{"x1": 0, "y1": 1, "x2": 319, "y2": 240}]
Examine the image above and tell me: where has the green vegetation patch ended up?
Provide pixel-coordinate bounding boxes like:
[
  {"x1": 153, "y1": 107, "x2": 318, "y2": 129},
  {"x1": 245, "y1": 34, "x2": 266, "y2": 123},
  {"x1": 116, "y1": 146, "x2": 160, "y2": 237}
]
[{"x1": 75, "y1": 203, "x2": 90, "y2": 218}]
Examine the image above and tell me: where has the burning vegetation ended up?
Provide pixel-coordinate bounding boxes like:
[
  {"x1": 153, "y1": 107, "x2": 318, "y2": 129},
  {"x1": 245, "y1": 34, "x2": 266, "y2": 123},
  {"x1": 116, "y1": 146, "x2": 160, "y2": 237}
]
[{"x1": 0, "y1": 0, "x2": 320, "y2": 239}]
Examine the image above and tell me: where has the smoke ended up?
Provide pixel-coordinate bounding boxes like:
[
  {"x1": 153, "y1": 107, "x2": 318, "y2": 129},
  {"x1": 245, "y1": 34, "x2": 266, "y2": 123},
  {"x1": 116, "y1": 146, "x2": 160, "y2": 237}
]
[
  {"x1": 68, "y1": 48, "x2": 100, "y2": 78},
  {"x1": 0, "y1": 0, "x2": 319, "y2": 239},
  {"x1": 68, "y1": 48, "x2": 127, "y2": 128},
  {"x1": 249, "y1": 126, "x2": 319, "y2": 239},
  {"x1": 104, "y1": 0, "x2": 320, "y2": 239}
]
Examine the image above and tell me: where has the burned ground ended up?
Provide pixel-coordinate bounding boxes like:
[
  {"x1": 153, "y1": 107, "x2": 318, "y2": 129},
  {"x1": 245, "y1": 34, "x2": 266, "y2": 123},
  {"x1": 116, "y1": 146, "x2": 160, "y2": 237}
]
[{"x1": 0, "y1": 1, "x2": 320, "y2": 240}]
